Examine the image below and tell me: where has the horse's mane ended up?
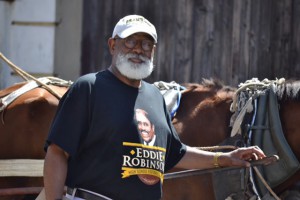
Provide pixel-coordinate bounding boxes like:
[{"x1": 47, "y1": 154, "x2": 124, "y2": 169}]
[
  {"x1": 201, "y1": 78, "x2": 236, "y2": 92},
  {"x1": 182, "y1": 78, "x2": 236, "y2": 95},
  {"x1": 276, "y1": 79, "x2": 300, "y2": 100},
  {"x1": 183, "y1": 78, "x2": 300, "y2": 100},
  {"x1": 183, "y1": 78, "x2": 236, "y2": 92},
  {"x1": 200, "y1": 78, "x2": 300, "y2": 101}
]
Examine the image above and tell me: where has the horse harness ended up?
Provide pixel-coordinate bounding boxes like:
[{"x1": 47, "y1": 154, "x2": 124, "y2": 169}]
[
  {"x1": 229, "y1": 78, "x2": 300, "y2": 199},
  {"x1": 0, "y1": 77, "x2": 72, "y2": 124},
  {"x1": 153, "y1": 80, "x2": 185, "y2": 118}
]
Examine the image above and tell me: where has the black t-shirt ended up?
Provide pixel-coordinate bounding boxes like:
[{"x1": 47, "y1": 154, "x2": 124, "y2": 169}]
[{"x1": 46, "y1": 70, "x2": 186, "y2": 200}]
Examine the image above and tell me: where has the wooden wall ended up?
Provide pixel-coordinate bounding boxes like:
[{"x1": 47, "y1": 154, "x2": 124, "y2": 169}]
[{"x1": 81, "y1": 0, "x2": 300, "y2": 87}]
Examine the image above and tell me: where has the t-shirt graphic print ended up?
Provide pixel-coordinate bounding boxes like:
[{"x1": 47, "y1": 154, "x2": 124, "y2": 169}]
[{"x1": 121, "y1": 108, "x2": 166, "y2": 185}]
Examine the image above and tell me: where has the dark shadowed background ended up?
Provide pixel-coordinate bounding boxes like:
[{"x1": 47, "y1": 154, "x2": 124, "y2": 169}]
[{"x1": 80, "y1": 0, "x2": 300, "y2": 86}]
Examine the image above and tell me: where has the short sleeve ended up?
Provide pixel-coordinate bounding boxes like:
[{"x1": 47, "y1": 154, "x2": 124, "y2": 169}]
[{"x1": 45, "y1": 75, "x2": 94, "y2": 157}]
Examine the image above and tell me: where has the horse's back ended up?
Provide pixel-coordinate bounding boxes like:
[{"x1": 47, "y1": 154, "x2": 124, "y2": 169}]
[
  {"x1": 0, "y1": 82, "x2": 68, "y2": 199},
  {"x1": 0, "y1": 84, "x2": 67, "y2": 158}
]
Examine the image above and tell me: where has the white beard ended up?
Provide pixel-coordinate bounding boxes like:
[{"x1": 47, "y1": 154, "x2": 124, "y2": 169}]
[{"x1": 115, "y1": 53, "x2": 154, "y2": 80}]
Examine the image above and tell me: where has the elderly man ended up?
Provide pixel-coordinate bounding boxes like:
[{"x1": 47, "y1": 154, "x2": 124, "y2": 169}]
[{"x1": 44, "y1": 14, "x2": 265, "y2": 200}]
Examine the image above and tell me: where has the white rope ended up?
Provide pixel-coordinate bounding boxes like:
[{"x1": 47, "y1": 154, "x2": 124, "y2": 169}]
[
  {"x1": 0, "y1": 52, "x2": 72, "y2": 99},
  {"x1": 229, "y1": 78, "x2": 285, "y2": 137},
  {"x1": 230, "y1": 78, "x2": 285, "y2": 113}
]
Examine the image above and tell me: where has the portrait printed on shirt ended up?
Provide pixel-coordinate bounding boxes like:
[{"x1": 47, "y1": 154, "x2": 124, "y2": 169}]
[
  {"x1": 121, "y1": 108, "x2": 166, "y2": 185},
  {"x1": 135, "y1": 108, "x2": 157, "y2": 146}
]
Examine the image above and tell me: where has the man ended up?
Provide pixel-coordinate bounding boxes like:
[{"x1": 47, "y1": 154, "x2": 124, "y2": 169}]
[
  {"x1": 135, "y1": 109, "x2": 156, "y2": 146},
  {"x1": 44, "y1": 14, "x2": 266, "y2": 200}
]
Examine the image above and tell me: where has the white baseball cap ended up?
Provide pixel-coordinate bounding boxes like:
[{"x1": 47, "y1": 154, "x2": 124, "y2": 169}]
[{"x1": 112, "y1": 15, "x2": 157, "y2": 43}]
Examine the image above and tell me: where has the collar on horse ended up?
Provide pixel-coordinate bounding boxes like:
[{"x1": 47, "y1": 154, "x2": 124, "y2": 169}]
[
  {"x1": 230, "y1": 77, "x2": 285, "y2": 137},
  {"x1": 229, "y1": 78, "x2": 300, "y2": 198}
]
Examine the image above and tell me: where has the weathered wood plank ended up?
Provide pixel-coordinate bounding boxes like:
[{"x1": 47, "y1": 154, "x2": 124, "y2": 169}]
[
  {"x1": 291, "y1": 0, "x2": 300, "y2": 76},
  {"x1": 0, "y1": 159, "x2": 43, "y2": 177},
  {"x1": 81, "y1": 0, "x2": 300, "y2": 87},
  {"x1": 174, "y1": 0, "x2": 194, "y2": 83}
]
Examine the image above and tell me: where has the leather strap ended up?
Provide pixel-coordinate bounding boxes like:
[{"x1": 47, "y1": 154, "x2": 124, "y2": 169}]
[{"x1": 0, "y1": 78, "x2": 51, "y2": 112}]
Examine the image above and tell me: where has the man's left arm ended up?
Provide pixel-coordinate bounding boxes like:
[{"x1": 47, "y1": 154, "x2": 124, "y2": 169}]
[{"x1": 174, "y1": 146, "x2": 266, "y2": 169}]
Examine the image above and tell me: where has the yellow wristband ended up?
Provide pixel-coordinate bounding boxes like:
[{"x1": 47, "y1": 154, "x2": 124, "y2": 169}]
[{"x1": 213, "y1": 152, "x2": 223, "y2": 168}]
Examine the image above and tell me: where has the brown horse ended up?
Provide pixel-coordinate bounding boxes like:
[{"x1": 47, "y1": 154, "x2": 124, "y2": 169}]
[
  {"x1": 0, "y1": 81, "x2": 68, "y2": 200},
  {"x1": 162, "y1": 79, "x2": 300, "y2": 200}
]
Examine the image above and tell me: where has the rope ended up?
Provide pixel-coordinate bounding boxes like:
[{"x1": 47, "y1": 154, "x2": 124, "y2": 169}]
[
  {"x1": 253, "y1": 167, "x2": 281, "y2": 200},
  {"x1": 196, "y1": 145, "x2": 237, "y2": 151},
  {"x1": 0, "y1": 52, "x2": 68, "y2": 100},
  {"x1": 230, "y1": 78, "x2": 285, "y2": 113}
]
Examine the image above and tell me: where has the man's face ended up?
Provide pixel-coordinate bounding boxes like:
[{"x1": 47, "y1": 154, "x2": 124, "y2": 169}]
[
  {"x1": 135, "y1": 111, "x2": 155, "y2": 143},
  {"x1": 113, "y1": 33, "x2": 155, "y2": 80}
]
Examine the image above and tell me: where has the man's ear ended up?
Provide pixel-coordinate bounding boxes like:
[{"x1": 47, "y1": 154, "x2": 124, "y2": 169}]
[
  {"x1": 151, "y1": 45, "x2": 156, "y2": 56},
  {"x1": 108, "y1": 38, "x2": 115, "y2": 54}
]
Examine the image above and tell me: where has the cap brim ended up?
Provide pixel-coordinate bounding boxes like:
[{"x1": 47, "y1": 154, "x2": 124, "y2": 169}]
[{"x1": 117, "y1": 26, "x2": 157, "y2": 43}]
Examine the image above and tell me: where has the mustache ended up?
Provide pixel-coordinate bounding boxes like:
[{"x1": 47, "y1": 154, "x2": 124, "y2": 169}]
[{"x1": 126, "y1": 53, "x2": 149, "y2": 62}]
